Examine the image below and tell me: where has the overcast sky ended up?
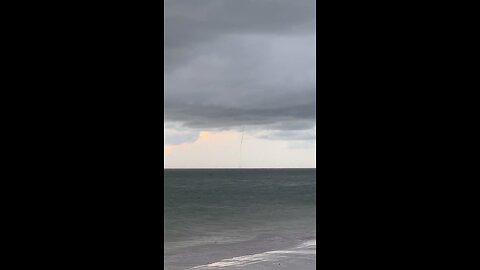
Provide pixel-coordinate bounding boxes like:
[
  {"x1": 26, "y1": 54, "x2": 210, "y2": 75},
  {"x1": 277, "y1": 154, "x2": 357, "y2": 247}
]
[{"x1": 164, "y1": 0, "x2": 316, "y2": 168}]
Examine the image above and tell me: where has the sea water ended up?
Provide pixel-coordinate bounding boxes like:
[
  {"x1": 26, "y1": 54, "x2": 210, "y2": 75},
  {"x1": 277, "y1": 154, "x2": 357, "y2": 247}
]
[{"x1": 164, "y1": 169, "x2": 316, "y2": 270}]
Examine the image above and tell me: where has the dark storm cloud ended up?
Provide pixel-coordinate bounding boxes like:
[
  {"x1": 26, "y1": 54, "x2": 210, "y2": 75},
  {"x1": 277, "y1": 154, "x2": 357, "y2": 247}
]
[
  {"x1": 164, "y1": 0, "x2": 315, "y2": 51},
  {"x1": 164, "y1": 0, "x2": 316, "y2": 133}
]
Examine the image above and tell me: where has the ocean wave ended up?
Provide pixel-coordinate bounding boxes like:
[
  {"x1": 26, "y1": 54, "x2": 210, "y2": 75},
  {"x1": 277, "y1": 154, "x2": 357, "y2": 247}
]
[
  {"x1": 295, "y1": 239, "x2": 316, "y2": 248},
  {"x1": 188, "y1": 239, "x2": 316, "y2": 269}
]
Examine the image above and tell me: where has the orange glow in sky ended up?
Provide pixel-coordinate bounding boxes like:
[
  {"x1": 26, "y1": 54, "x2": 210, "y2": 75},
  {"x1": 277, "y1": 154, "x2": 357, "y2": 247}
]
[{"x1": 199, "y1": 131, "x2": 210, "y2": 139}]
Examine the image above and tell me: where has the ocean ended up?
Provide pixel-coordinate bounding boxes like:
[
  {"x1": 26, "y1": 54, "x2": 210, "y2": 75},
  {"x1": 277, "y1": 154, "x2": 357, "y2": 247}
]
[{"x1": 164, "y1": 169, "x2": 316, "y2": 270}]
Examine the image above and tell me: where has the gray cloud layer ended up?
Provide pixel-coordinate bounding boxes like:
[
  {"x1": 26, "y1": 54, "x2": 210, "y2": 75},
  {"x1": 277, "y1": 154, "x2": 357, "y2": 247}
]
[{"x1": 165, "y1": 0, "x2": 316, "y2": 134}]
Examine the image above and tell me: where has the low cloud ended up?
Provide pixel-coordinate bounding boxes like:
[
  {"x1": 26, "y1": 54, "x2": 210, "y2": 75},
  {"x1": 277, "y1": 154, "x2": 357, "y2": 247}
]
[
  {"x1": 165, "y1": 0, "x2": 316, "y2": 133},
  {"x1": 164, "y1": 123, "x2": 200, "y2": 145}
]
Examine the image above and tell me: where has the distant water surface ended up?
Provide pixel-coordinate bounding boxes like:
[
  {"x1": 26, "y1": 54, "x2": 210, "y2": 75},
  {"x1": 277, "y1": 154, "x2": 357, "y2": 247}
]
[{"x1": 164, "y1": 169, "x2": 316, "y2": 270}]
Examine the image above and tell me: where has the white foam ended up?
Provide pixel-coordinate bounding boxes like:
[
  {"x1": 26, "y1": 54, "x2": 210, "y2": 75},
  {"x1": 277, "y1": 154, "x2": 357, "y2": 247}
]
[
  {"x1": 188, "y1": 239, "x2": 316, "y2": 269},
  {"x1": 296, "y1": 239, "x2": 316, "y2": 248}
]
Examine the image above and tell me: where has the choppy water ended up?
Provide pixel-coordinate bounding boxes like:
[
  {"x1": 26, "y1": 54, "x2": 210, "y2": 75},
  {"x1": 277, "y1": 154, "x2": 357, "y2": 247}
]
[{"x1": 164, "y1": 169, "x2": 316, "y2": 270}]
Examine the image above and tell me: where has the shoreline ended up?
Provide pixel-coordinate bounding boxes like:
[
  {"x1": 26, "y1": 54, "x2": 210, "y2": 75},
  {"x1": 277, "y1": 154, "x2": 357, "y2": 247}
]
[
  {"x1": 188, "y1": 239, "x2": 316, "y2": 270},
  {"x1": 165, "y1": 235, "x2": 315, "y2": 270}
]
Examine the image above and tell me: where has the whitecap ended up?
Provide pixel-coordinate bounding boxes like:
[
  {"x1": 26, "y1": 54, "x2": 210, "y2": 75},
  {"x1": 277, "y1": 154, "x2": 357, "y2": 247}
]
[{"x1": 188, "y1": 239, "x2": 316, "y2": 269}]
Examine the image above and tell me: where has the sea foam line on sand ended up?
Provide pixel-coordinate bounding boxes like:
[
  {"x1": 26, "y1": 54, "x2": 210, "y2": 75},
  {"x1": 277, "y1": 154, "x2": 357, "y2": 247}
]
[{"x1": 188, "y1": 240, "x2": 316, "y2": 269}]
